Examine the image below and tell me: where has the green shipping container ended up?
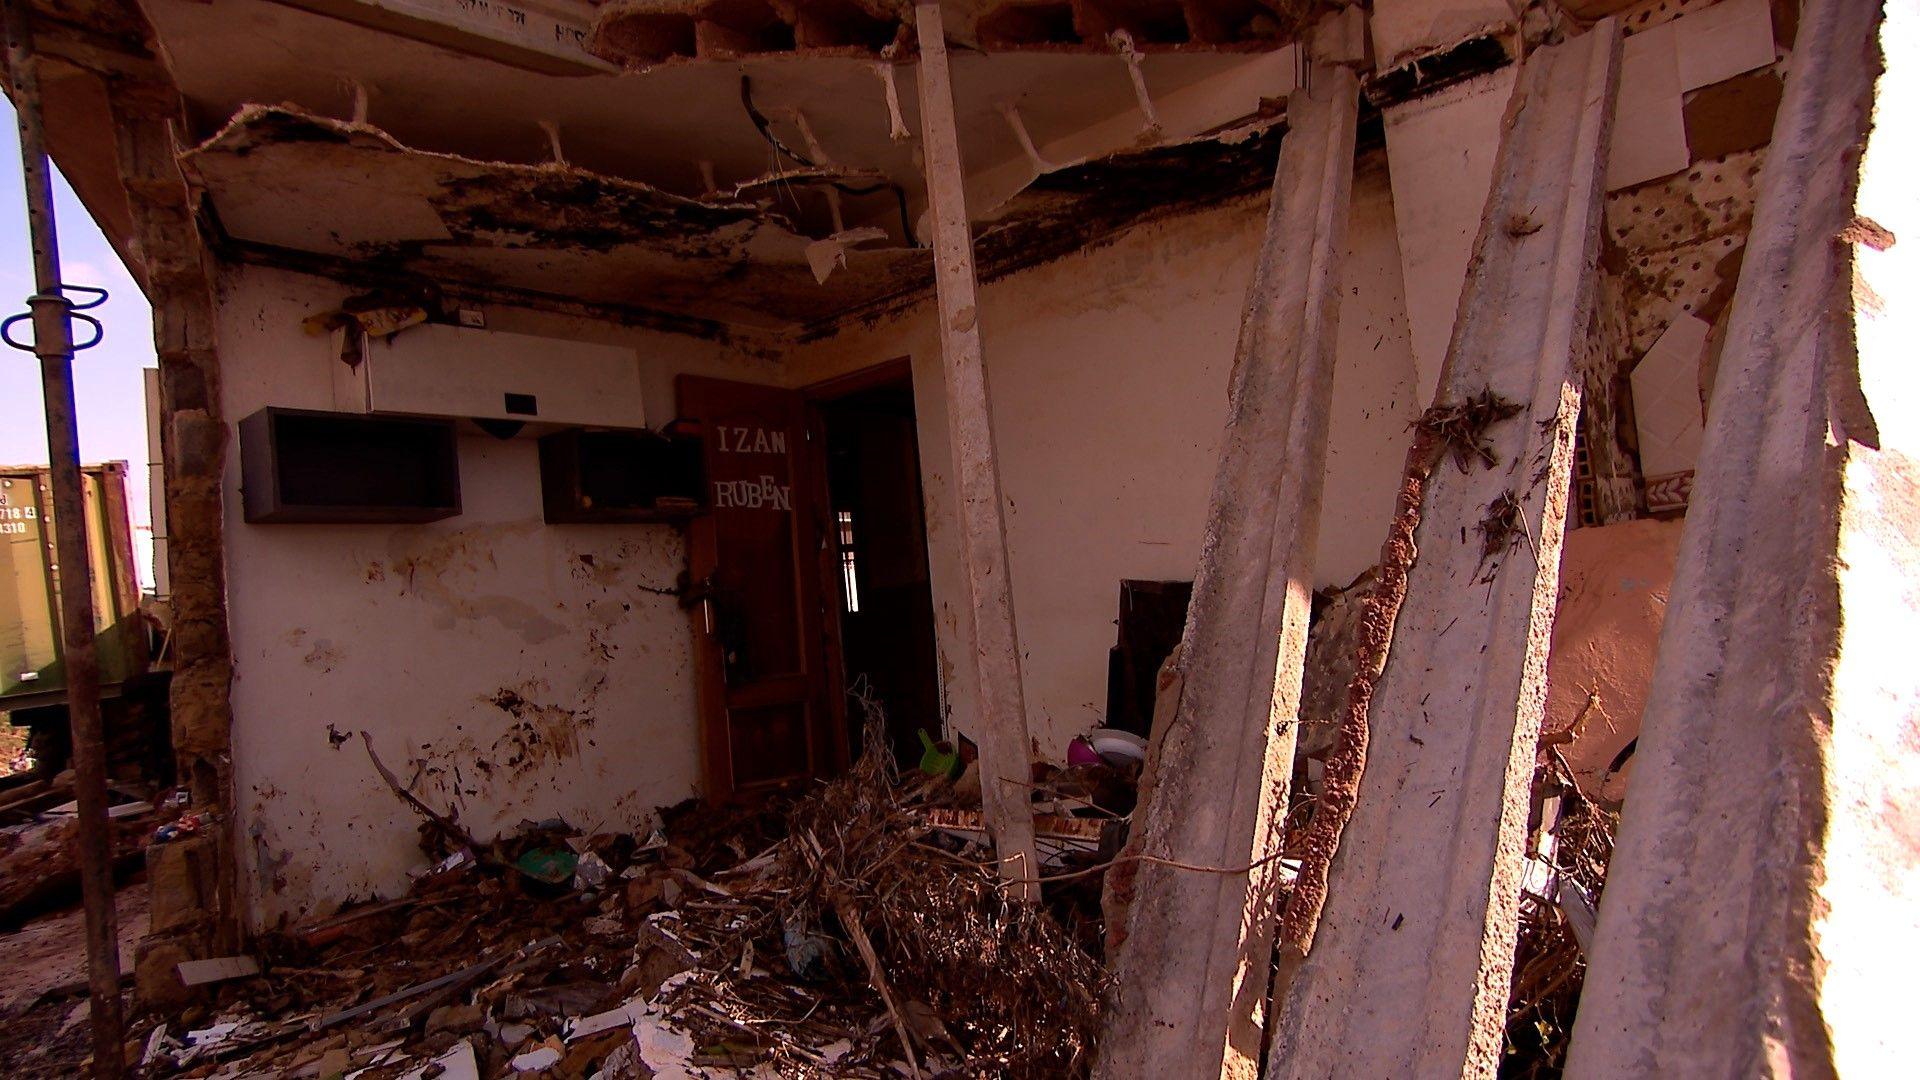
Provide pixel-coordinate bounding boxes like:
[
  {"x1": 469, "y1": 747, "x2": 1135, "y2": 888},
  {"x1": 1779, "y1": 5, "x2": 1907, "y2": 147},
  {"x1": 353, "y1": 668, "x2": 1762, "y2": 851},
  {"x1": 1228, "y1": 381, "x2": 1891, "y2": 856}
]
[{"x1": 0, "y1": 464, "x2": 146, "y2": 709}]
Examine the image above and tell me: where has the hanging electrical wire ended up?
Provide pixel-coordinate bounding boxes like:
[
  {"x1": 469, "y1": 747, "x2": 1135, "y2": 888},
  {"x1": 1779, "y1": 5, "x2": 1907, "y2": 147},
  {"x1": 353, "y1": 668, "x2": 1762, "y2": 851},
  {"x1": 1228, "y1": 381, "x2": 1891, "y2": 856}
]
[{"x1": 740, "y1": 75, "x2": 918, "y2": 244}]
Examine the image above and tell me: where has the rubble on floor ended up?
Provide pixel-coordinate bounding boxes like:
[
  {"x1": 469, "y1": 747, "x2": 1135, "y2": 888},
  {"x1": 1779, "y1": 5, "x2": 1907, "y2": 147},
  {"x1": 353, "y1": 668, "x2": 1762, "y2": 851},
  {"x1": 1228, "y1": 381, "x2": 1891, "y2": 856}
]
[
  {"x1": 5, "y1": 657, "x2": 1618, "y2": 1079},
  {"x1": 0, "y1": 706, "x2": 1621, "y2": 1080},
  {"x1": 133, "y1": 714, "x2": 1116, "y2": 1078},
  {"x1": 1, "y1": 723, "x2": 28, "y2": 777},
  {"x1": 0, "y1": 784, "x2": 164, "y2": 1077},
  {"x1": 0, "y1": 881, "x2": 148, "y2": 1078}
]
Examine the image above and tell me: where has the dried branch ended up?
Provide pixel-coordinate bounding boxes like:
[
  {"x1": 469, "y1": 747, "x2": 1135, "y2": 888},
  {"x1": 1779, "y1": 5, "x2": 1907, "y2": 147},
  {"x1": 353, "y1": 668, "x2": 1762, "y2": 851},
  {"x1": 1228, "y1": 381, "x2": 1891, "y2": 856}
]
[
  {"x1": 835, "y1": 895, "x2": 921, "y2": 1078},
  {"x1": 359, "y1": 731, "x2": 485, "y2": 854}
]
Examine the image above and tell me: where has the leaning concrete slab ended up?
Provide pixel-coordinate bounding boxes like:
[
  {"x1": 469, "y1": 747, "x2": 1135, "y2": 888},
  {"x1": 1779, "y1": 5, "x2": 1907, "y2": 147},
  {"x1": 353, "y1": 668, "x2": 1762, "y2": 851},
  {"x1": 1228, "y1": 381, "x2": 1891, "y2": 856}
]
[
  {"x1": 1565, "y1": 0, "x2": 1918, "y2": 1073},
  {"x1": 1267, "y1": 22, "x2": 1620, "y2": 1080},
  {"x1": 1096, "y1": 65, "x2": 1359, "y2": 1080}
]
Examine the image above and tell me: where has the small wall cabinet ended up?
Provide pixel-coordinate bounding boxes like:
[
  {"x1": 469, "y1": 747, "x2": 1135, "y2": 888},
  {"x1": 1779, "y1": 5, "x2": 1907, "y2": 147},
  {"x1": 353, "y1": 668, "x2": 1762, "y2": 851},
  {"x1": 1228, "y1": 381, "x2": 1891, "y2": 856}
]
[
  {"x1": 239, "y1": 407, "x2": 461, "y2": 524},
  {"x1": 537, "y1": 428, "x2": 704, "y2": 524}
]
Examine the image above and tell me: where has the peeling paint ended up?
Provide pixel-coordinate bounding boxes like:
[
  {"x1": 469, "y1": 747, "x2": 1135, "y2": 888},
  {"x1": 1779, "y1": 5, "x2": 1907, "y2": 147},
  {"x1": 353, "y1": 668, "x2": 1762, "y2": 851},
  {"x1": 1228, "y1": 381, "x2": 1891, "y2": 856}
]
[
  {"x1": 486, "y1": 681, "x2": 589, "y2": 774},
  {"x1": 302, "y1": 640, "x2": 344, "y2": 673},
  {"x1": 182, "y1": 105, "x2": 928, "y2": 331},
  {"x1": 971, "y1": 121, "x2": 1284, "y2": 285}
]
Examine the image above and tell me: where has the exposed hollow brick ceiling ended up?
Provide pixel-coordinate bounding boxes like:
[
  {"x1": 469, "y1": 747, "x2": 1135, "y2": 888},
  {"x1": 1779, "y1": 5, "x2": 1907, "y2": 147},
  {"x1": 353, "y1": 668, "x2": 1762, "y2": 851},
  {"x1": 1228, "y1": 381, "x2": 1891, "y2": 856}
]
[
  {"x1": 137, "y1": 0, "x2": 1319, "y2": 335},
  {"x1": 586, "y1": 0, "x2": 1317, "y2": 66}
]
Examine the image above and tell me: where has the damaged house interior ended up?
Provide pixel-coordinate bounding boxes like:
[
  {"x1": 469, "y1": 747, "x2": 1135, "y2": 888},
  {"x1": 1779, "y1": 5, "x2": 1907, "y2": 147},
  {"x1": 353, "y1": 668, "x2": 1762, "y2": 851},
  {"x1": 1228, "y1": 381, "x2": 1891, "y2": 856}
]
[{"x1": 0, "y1": 0, "x2": 1915, "y2": 1074}]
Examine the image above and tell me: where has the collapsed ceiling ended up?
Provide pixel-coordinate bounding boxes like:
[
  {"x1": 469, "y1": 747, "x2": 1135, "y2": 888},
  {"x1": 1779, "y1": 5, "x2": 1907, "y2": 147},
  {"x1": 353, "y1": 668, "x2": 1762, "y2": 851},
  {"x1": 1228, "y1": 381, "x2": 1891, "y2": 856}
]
[
  {"x1": 140, "y1": 0, "x2": 1310, "y2": 335},
  {"x1": 183, "y1": 103, "x2": 1285, "y2": 335},
  {"x1": 12, "y1": 0, "x2": 1529, "y2": 338}
]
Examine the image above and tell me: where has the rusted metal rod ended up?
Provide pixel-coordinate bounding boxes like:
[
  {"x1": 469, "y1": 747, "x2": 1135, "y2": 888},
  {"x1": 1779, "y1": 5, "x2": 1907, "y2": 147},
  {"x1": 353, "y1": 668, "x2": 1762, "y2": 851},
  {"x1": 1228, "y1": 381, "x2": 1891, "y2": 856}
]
[{"x1": 2, "y1": 3, "x2": 126, "y2": 1075}]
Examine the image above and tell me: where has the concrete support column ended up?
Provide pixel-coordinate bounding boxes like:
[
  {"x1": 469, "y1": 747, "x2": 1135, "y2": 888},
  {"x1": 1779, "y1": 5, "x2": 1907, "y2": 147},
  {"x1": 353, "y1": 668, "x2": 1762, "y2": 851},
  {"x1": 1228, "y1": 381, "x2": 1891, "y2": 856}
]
[
  {"x1": 912, "y1": 2, "x2": 1040, "y2": 899},
  {"x1": 108, "y1": 92, "x2": 242, "y2": 993},
  {"x1": 1097, "y1": 65, "x2": 1359, "y2": 1080},
  {"x1": 1268, "y1": 23, "x2": 1620, "y2": 1079},
  {"x1": 1566, "y1": 0, "x2": 1918, "y2": 1073}
]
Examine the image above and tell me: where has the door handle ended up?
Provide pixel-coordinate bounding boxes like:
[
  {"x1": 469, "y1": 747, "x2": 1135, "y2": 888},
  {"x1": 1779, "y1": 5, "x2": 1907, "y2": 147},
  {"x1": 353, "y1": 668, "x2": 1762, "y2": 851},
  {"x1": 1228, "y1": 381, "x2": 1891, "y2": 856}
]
[{"x1": 687, "y1": 574, "x2": 718, "y2": 634}]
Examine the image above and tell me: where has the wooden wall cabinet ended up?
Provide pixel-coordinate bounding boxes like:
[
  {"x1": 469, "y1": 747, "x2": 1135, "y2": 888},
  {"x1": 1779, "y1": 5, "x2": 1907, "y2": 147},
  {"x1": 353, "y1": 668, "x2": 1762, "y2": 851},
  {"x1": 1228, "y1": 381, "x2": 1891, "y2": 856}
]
[
  {"x1": 239, "y1": 407, "x2": 461, "y2": 524},
  {"x1": 537, "y1": 428, "x2": 704, "y2": 524}
]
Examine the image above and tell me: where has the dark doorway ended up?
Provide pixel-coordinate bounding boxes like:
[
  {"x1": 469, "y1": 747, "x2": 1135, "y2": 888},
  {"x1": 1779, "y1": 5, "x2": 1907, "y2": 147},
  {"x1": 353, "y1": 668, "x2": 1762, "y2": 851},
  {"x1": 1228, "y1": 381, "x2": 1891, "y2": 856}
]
[
  {"x1": 1105, "y1": 579, "x2": 1193, "y2": 737},
  {"x1": 811, "y1": 364, "x2": 942, "y2": 769}
]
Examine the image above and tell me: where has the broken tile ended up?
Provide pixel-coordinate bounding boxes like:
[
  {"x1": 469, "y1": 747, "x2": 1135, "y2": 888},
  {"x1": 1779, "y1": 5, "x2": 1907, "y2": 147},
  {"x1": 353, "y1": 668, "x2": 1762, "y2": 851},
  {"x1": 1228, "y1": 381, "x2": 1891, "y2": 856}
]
[
  {"x1": 1683, "y1": 71, "x2": 1784, "y2": 160},
  {"x1": 176, "y1": 955, "x2": 261, "y2": 986},
  {"x1": 399, "y1": 1039, "x2": 478, "y2": 1080},
  {"x1": 1631, "y1": 312, "x2": 1714, "y2": 478},
  {"x1": 1608, "y1": 22, "x2": 1691, "y2": 191},
  {"x1": 1674, "y1": 0, "x2": 1777, "y2": 91},
  {"x1": 510, "y1": 1041, "x2": 564, "y2": 1072}
]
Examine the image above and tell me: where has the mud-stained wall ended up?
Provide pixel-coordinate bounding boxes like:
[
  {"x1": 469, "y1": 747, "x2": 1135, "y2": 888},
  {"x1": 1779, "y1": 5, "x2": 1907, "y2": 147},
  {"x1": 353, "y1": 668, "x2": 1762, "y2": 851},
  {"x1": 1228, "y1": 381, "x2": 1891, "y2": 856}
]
[
  {"x1": 789, "y1": 162, "x2": 1420, "y2": 757},
  {"x1": 216, "y1": 164, "x2": 1421, "y2": 917},
  {"x1": 215, "y1": 265, "x2": 770, "y2": 928}
]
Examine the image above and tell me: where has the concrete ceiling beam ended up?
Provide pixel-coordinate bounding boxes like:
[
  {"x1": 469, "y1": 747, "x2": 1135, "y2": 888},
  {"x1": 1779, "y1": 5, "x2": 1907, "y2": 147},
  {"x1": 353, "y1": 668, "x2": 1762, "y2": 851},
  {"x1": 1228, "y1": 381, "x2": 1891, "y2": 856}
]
[
  {"x1": 912, "y1": 0, "x2": 1041, "y2": 903},
  {"x1": 1567, "y1": 0, "x2": 1919, "y2": 1071},
  {"x1": 1266, "y1": 20, "x2": 1621, "y2": 1079},
  {"x1": 590, "y1": 0, "x2": 1308, "y2": 66},
  {"x1": 1096, "y1": 57, "x2": 1360, "y2": 1080}
]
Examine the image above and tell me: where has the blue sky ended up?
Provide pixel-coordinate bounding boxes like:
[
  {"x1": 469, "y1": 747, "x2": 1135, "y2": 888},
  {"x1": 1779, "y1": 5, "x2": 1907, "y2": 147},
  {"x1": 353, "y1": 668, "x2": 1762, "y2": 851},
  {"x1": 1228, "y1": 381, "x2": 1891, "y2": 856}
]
[{"x1": 0, "y1": 98, "x2": 156, "y2": 588}]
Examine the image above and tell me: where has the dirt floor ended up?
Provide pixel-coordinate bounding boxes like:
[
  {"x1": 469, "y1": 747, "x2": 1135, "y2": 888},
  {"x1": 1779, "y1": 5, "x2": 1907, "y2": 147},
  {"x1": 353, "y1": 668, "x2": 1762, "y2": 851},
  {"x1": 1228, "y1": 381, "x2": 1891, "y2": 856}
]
[{"x1": 0, "y1": 882, "x2": 146, "y2": 1078}]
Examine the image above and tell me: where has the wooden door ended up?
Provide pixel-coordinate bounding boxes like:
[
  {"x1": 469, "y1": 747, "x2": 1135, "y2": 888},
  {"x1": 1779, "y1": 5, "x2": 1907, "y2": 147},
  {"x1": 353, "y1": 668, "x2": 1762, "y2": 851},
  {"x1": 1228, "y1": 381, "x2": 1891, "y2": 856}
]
[{"x1": 678, "y1": 375, "x2": 843, "y2": 801}]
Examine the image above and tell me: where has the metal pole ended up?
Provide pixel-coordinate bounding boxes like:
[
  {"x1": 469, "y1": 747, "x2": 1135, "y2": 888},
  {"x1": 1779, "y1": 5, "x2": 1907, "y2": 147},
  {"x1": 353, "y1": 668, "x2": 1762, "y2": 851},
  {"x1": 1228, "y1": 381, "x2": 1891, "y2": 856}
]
[{"x1": 2, "y1": 4, "x2": 126, "y2": 1075}]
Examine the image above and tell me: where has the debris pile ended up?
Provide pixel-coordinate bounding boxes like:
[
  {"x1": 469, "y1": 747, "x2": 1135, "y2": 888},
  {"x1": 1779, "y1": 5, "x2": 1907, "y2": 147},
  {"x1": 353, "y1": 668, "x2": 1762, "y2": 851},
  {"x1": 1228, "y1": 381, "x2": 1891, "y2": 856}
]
[
  {"x1": 649, "y1": 712, "x2": 1108, "y2": 1077},
  {"x1": 3, "y1": 666, "x2": 1627, "y2": 1079},
  {"x1": 1501, "y1": 757, "x2": 1617, "y2": 1078},
  {"x1": 132, "y1": 708, "x2": 1108, "y2": 1078},
  {"x1": 0, "y1": 724, "x2": 29, "y2": 777},
  {"x1": 0, "y1": 779, "x2": 156, "y2": 928}
]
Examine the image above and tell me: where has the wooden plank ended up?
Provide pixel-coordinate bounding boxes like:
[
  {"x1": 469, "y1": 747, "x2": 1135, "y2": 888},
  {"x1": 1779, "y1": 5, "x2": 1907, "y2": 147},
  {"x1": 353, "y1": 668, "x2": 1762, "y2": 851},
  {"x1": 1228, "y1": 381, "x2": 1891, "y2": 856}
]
[
  {"x1": 911, "y1": 3, "x2": 1039, "y2": 901},
  {"x1": 1267, "y1": 23, "x2": 1621, "y2": 1080},
  {"x1": 1095, "y1": 65, "x2": 1360, "y2": 1080},
  {"x1": 1565, "y1": 0, "x2": 1912, "y2": 1073}
]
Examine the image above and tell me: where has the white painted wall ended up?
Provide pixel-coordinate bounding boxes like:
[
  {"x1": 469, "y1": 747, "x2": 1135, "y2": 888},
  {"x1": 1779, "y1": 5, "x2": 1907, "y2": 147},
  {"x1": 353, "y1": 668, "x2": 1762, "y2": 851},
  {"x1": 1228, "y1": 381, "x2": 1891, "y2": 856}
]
[
  {"x1": 216, "y1": 160, "x2": 1422, "y2": 922},
  {"x1": 791, "y1": 160, "x2": 1419, "y2": 757},
  {"x1": 1326, "y1": 162, "x2": 1423, "y2": 582},
  {"x1": 216, "y1": 265, "x2": 773, "y2": 927}
]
